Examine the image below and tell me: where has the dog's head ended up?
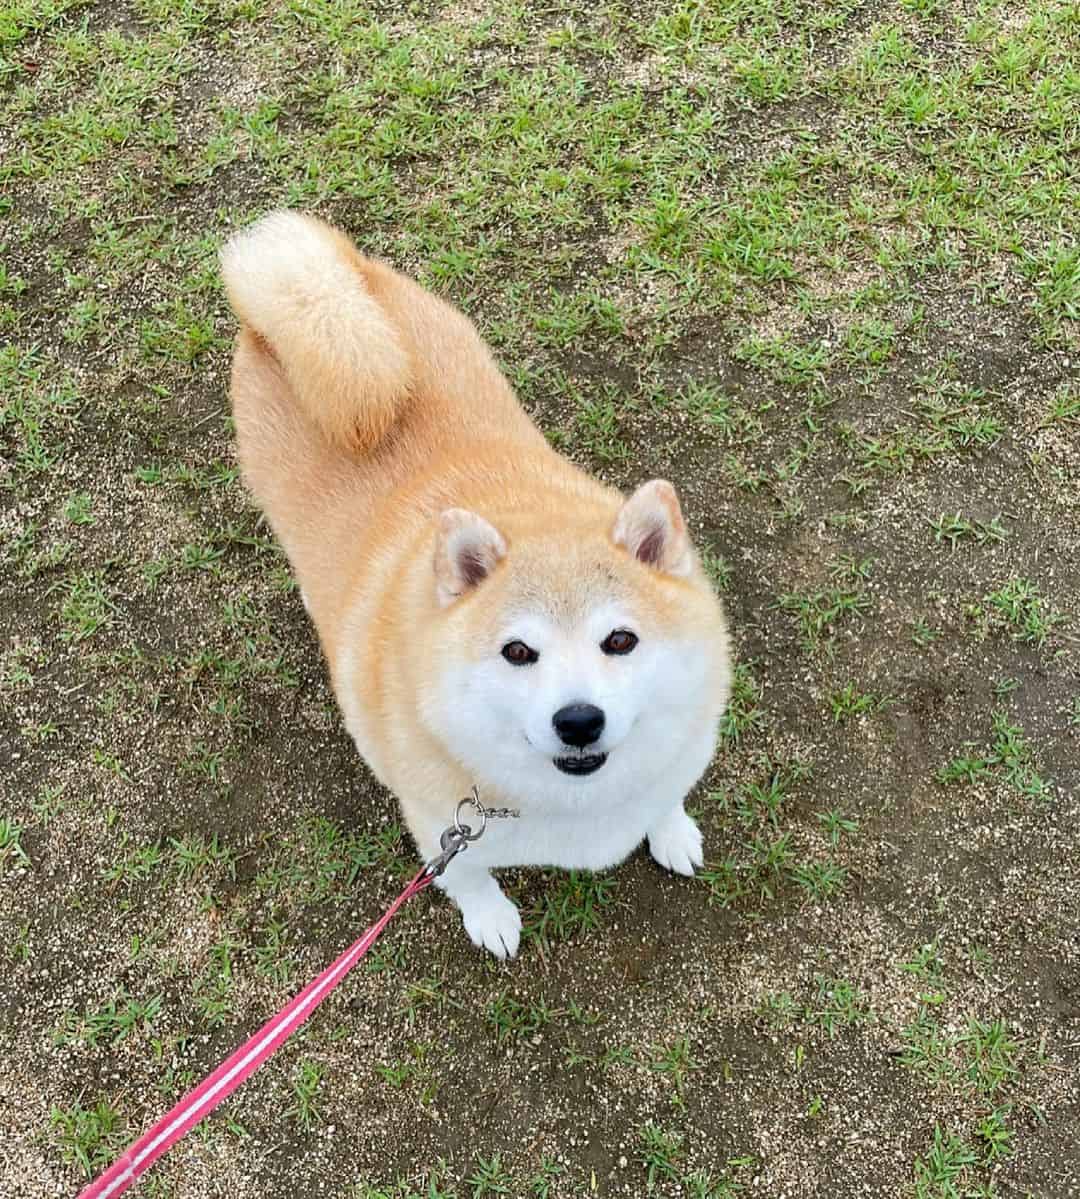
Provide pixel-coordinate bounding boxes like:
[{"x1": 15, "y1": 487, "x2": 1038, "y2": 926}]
[{"x1": 421, "y1": 480, "x2": 730, "y2": 807}]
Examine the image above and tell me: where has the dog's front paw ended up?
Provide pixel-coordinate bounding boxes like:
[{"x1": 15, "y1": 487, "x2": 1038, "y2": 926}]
[
  {"x1": 648, "y1": 806, "x2": 704, "y2": 876},
  {"x1": 460, "y1": 886, "x2": 522, "y2": 960}
]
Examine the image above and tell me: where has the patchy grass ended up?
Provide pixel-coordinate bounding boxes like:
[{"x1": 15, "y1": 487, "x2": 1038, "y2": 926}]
[
  {"x1": 2, "y1": 0, "x2": 1078, "y2": 1196},
  {"x1": 937, "y1": 710, "x2": 1053, "y2": 801}
]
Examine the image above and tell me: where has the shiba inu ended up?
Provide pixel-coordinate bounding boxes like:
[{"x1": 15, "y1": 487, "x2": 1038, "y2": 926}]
[{"x1": 220, "y1": 212, "x2": 731, "y2": 958}]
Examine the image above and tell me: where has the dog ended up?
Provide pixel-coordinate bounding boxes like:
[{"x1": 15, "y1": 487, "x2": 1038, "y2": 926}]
[{"x1": 220, "y1": 213, "x2": 731, "y2": 957}]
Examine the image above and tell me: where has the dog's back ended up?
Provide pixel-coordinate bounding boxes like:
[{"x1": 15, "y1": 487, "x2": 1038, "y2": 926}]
[{"x1": 220, "y1": 211, "x2": 548, "y2": 643}]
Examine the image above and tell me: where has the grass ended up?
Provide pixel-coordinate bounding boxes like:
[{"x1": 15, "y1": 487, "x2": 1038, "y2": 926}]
[
  {"x1": 637, "y1": 1123, "x2": 684, "y2": 1192},
  {"x1": 911, "y1": 1125, "x2": 986, "y2": 1199},
  {"x1": 927, "y1": 512, "x2": 1008, "y2": 548},
  {"x1": 937, "y1": 711, "x2": 1052, "y2": 802},
  {"x1": 520, "y1": 870, "x2": 617, "y2": 952},
  {"x1": 486, "y1": 991, "x2": 560, "y2": 1043},
  {"x1": 716, "y1": 661, "x2": 767, "y2": 746},
  {"x1": 804, "y1": 975, "x2": 872, "y2": 1039},
  {"x1": 53, "y1": 989, "x2": 163, "y2": 1049},
  {"x1": 0, "y1": 816, "x2": 30, "y2": 874},
  {"x1": 3, "y1": 0, "x2": 1079, "y2": 1195},
  {"x1": 899, "y1": 1009, "x2": 1033, "y2": 1097},
  {"x1": 1046, "y1": 385, "x2": 1080, "y2": 426},
  {"x1": 254, "y1": 813, "x2": 405, "y2": 905},
  {"x1": 169, "y1": 832, "x2": 236, "y2": 882},
  {"x1": 980, "y1": 578, "x2": 1065, "y2": 646},
  {"x1": 828, "y1": 683, "x2": 887, "y2": 722},
  {"x1": 49, "y1": 1099, "x2": 127, "y2": 1179},
  {"x1": 288, "y1": 1060, "x2": 325, "y2": 1132},
  {"x1": 777, "y1": 558, "x2": 874, "y2": 653},
  {"x1": 649, "y1": 1035, "x2": 701, "y2": 1101},
  {"x1": 466, "y1": 1154, "x2": 512, "y2": 1198},
  {"x1": 908, "y1": 1106, "x2": 1015, "y2": 1196},
  {"x1": 50, "y1": 569, "x2": 117, "y2": 642},
  {"x1": 698, "y1": 756, "x2": 855, "y2": 909},
  {"x1": 636, "y1": 1123, "x2": 751, "y2": 1197}
]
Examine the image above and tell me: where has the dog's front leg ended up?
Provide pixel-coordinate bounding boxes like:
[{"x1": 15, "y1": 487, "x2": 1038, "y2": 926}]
[
  {"x1": 433, "y1": 857, "x2": 521, "y2": 960},
  {"x1": 646, "y1": 801, "x2": 705, "y2": 877}
]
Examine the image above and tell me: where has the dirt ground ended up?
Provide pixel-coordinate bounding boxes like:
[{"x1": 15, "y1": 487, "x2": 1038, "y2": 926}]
[{"x1": 1, "y1": 1, "x2": 1078, "y2": 1197}]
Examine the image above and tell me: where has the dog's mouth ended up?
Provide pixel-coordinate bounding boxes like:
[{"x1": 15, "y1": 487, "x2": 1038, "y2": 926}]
[{"x1": 554, "y1": 753, "x2": 608, "y2": 776}]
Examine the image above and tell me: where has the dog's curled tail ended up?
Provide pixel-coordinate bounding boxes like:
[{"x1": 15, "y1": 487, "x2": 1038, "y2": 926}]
[{"x1": 220, "y1": 211, "x2": 411, "y2": 451}]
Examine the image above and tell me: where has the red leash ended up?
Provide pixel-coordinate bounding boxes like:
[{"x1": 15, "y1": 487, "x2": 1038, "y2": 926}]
[{"x1": 77, "y1": 797, "x2": 501, "y2": 1199}]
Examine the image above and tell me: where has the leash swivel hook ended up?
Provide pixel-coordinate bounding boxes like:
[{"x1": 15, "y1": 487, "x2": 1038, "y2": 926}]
[{"x1": 423, "y1": 787, "x2": 520, "y2": 878}]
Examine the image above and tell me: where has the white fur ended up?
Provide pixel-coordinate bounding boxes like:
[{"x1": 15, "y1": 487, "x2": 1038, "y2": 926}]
[
  {"x1": 408, "y1": 606, "x2": 724, "y2": 957},
  {"x1": 425, "y1": 729, "x2": 715, "y2": 958},
  {"x1": 335, "y1": 589, "x2": 724, "y2": 958}
]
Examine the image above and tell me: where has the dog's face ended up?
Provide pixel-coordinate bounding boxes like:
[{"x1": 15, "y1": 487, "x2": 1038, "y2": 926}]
[{"x1": 422, "y1": 481, "x2": 730, "y2": 808}]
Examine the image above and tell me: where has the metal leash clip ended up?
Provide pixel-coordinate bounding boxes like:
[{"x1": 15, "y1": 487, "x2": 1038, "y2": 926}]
[{"x1": 423, "y1": 788, "x2": 520, "y2": 878}]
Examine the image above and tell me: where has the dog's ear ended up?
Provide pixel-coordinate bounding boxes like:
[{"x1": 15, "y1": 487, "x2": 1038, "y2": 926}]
[
  {"x1": 612, "y1": 479, "x2": 692, "y2": 576},
  {"x1": 434, "y1": 508, "x2": 507, "y2": 606}
]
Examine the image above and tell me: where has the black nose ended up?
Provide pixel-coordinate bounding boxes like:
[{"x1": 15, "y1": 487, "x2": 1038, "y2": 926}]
[{"x1": 552, "y1": 703, "x2": 605, "y2": 748}]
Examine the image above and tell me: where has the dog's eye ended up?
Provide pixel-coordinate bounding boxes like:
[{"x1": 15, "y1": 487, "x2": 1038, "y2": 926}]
[
  {"x1": 601, "y1": 629, "x2": 638, "y2": 656},
  {"x1": 501, "y1": 640, "x2": 538, "y2": 666}
]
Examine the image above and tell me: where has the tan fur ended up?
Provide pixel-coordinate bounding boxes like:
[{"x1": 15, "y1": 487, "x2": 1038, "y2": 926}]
[
  {"x1": 221, "y1": 212, "x2": 413, "y2": 451},
  {"x1": 221, "y1": 212, "x2": 729, "y2": 899}
]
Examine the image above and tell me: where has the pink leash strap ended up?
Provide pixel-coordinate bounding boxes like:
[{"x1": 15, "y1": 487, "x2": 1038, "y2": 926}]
[{"x1": 79, "y1": 867, "x2": 435, "y2": 1199}]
